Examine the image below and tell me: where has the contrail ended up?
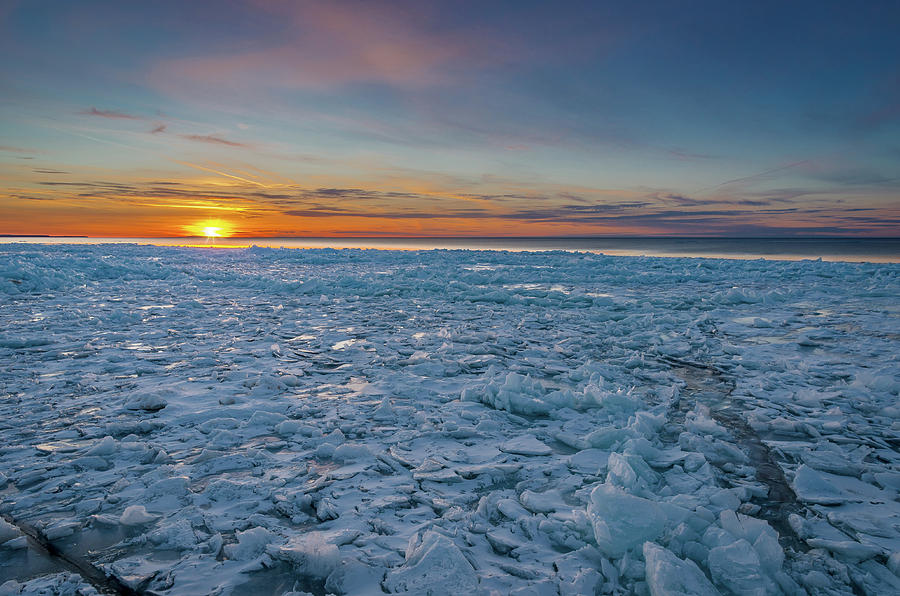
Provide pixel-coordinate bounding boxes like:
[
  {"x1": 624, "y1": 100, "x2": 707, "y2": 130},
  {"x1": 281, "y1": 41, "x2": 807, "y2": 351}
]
[
  {"x1": 694, "y1": 160, "x2": 810, "y2": 195},
  {"x1": 172, "y1": 159, "x2": 271, "y2": 187}
]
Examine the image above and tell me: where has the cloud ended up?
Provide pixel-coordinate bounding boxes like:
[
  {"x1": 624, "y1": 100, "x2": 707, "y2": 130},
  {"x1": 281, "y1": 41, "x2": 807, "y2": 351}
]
[
  {"x1": 666, "y1": 149, "x2": 717, "y2": 161},
  {"x1": 0, "y1": 145, "x2": 36, "y2": 153},
  {"x1": 179, "y1": 134, "x2": 249, "y2": 148},
  {"x1": 12, "y1": 172, "x2": 898, "y2": 237},
  {"x1": 734, "y1": 199, "x2": 774, "y2": 206},
  {"x1": 146, "y1": 1, "x2": 520, "y2": 99},
  {"x1": 282, "y1": 207, "x2": 490, "y2": 219},
  {"x1": 300, "y1": 187, "x2": 421, "y2": 201},
  {"x1": 79, "y1": 107, "x2": 142, "y2": 120},
  {"x1": 742, "y1": 188, "x2": 820, "y2": 202},
  {"x1": 657, "y1": 193, "x2": 711, "y2": 207},
  {"x1": 32, "y1": 168, "x2": 69, "y2": 174},
  {"x1": 136, "y1": 3, "x2": 657, "y2": 154},
  {"x1": 8, "y1": 194, "x2": 55, "y2": 201},
  {"x1": 812, "y1": 168, "x2": 898, "y2": 187}
]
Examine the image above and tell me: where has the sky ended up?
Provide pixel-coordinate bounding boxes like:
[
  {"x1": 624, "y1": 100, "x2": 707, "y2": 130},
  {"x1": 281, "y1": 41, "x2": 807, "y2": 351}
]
[{"x1": 1, "y1": 0, "x2": 898, "y2": 237}]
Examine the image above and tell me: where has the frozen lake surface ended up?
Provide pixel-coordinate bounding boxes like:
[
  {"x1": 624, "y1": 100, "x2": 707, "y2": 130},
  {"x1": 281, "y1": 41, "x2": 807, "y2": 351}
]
[{"x1": 1, "y1": 244, "x2": 898, "y2": 595}]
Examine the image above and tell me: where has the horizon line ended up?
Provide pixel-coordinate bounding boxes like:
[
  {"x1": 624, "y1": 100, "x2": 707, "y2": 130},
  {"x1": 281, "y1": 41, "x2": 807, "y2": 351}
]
[{"x1": 3, "y1": 234, "x2": 899, "y2": 240}]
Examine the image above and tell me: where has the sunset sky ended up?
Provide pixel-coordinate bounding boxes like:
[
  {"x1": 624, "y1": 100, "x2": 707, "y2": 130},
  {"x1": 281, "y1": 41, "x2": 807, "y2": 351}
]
[{"x1": 1, "y1": 0, "x2": 898, "y2": 237}]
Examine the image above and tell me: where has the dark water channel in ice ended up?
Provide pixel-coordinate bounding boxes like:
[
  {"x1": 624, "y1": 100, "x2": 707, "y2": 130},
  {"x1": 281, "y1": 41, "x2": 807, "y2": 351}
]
[
  {"x1": 0, "y1": 514, "x2": 142, "y2": 594},
  {"x1": 660, "y1": 356, "x2": 808, "y2": 555}
]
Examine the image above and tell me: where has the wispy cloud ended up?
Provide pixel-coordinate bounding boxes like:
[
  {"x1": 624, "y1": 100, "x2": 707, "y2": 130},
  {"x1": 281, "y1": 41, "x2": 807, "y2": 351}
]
[
  {"x1": 0, "y1": 145, "x2": 38, "y2": 153},
  {"x1": 656, "y1": 193, "x2": 711, "y2": 207},
  {"x1": 79, "y1": 107, "x2": 143, "y2": 120},
  {"x1": 666, "y1": 149, "x2": 717, "y2": 161},
  {"x1": 812, "y1": 168, "x2": 898, "y2": 187},
  {"x1": 179, "y1": 134, "x2": 249, "y2": 148}
]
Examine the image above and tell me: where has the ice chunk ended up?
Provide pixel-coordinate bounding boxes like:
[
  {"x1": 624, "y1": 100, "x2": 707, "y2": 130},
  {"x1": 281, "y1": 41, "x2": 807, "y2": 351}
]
[
  {"x1": 685, "y1": 407, "x2": 728, "y2": 437},
  {"x1": 332, "y1": 443, "x2": 372, "y2": 462},
  {"x1": 853, "y1": 560, "x2": 900, "y2": 594},
  {"x1": 0, "y1": 572, "x2": 97, "y2": 595},
  {"x1": 826, "y1": 506, "x2": 900, "y2": 540},
  {"x1": 2, "y1": 536, "x2": 28, "y2": 550},
  {"x1": 148, "y1": 518, "x2": 200, "y2": 550},
  {"x1": 519, "y1": 489, "x2": 566, "y2": 514},
  {"x1": 588, "y1": 484, "x2": 666, "y2": 557},
  {"x1": 708, "y1": 538, "x2": 775, "y2": 595},
  {"x1": 315, "y1": 442, "x2": 336, "y2": 459},
  {"x1": 887, "y1": 552, "x2": 900, "y2": 577},
  {"x1": 198, "y1": 417, "x2": 240, "y2": 434},
  {"x1": 753, "y1": 529, "x2": 784, "y2": 574},
  {"x1": 501, "y1": 435, "x2": 552, "y2": 456},
  {"x1": 384, "y1": 531, "x2": 478, "y2": 594},
  {"x1": 44, "y1": 521, "x2": 79, "y2": 540},
  {"x1": 462, "y1": 372, "x2": 554, "y2": 416},
  {"x1": 567, "y1": 448, "x2": 609, "y2": 475},
  {"x1": 801, "y1": 445, "x2": 864, "y2": 477},
  {"x1": 606, "y1": 452, "x2": 659, "y2": 496},
  {"x1": 718, "y1": 510, "x2": 773, "y2": 545},
  {"x1": 874, "y1": 471, "x2": 900, "y2": 491},
  {"x1": 0, "y1": 519, "x2": 21, "y2": 544},
  {"x1": 85, "y1": 435, "x2": 117, "y2": 457},
  {"x1": 485, "y1": 529, "x2": 524, "y2": 555},
  {"x1": 124, "y1": 392, "x2": 167, "y2": 411},
  {"x1": 457, "y1": 462, "x2": 521, "y2": 480},
  {"x1": 325, "y1": 558, "x2": 386, "y2": 596},
  {"x1": 269, "y1": 532, "x2": 340, "y2": 579},
  {"x1": 372, "y1": 397, "x2": 395, "y2": 421},
  {"x1": 315, "y1": 498, "x2": 340, "y2": 521},
  {"x1": 226, "y1": 527, "x2": 276, "y2": 561},
  {"x1": 679, "y1": 432, "x2": 748, "y2": 466},
  {"x1": 119, "y1": 505, "x2": 157, "y2": 526},
  {"x1": 323, "y1": 428, "x2": 346, "y2": 445},
  {"x1": 146, "y1": 476, "x2": 190, "y2": 497},
  {"x1": 498, "y1": 498, "x2": 531, "y2": 520},
  {"x1": 245, "y1": 410, "x2": 288, "y2": 428},
  {"x1": 553, "y1": 550, "x2": 604, "y2": 594},
  {"x1": 643, "y1": 542, "x2": 720, "y2": 596},
  {"x1": 586, "y1": 426, "x2": 633, "y2": 450},
  {"x1": 805, "y1": 538, "x2": 883, "y2": 562},
  {"x1": 274, "y1": 419, "x2": 303, "y2": 436},
  {"x1": 792, "y1": 464, "x2": 851, "y2": 504},
  {"x1": 72, "y1": 455, "x2": 112, "y2": 471}
]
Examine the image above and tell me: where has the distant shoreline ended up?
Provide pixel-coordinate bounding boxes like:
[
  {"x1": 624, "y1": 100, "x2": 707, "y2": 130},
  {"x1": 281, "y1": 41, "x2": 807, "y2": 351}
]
[{"x1": 2, "y1": 236, "x2": 898, "y2": 263}]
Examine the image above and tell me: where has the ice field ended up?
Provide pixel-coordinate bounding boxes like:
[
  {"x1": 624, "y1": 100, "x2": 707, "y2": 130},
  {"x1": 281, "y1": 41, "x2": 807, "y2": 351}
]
[{"x1": 1, "y1": 244, "x2": 899, "y2": 595}]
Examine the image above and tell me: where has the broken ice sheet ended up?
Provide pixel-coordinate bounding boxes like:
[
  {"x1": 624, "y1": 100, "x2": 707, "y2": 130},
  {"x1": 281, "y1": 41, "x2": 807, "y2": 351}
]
[{"x1": 0, "y1": 244, "x2": 898, "y2": 594}]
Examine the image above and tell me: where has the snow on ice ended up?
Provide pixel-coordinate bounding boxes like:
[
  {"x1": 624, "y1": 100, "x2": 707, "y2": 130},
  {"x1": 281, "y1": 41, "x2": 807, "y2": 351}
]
[{"x1": 0, "y1": 243, "x2": 898, "y2": 594}]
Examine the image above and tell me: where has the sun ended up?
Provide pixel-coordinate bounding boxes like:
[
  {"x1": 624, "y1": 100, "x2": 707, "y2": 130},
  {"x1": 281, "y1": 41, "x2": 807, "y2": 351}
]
[{"x1": 184, "y1": 219, "x2": 233, "y2": 238}]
